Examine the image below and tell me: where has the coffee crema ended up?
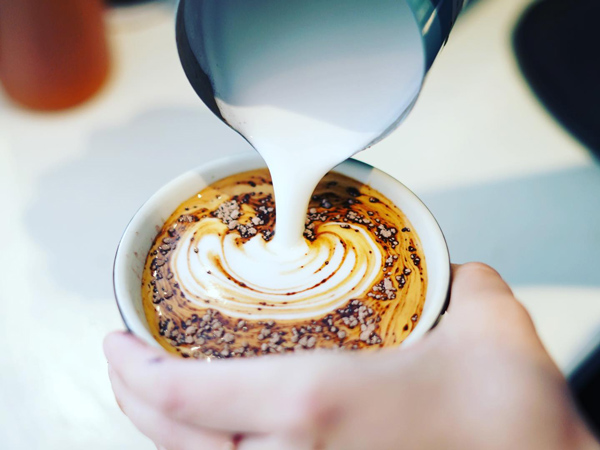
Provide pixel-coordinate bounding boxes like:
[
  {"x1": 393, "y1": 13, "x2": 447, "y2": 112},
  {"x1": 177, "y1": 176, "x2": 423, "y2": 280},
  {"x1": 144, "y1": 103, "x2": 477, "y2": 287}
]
[{"x1": 142, "y1": 169, "x2": 427, "y2": 359}]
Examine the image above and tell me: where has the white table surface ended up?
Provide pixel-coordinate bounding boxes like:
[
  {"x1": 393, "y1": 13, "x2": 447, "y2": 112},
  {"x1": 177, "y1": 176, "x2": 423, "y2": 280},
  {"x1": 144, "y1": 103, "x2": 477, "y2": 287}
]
[{"x1": 1, "y1": 0, "x2": 598, "y2": 448}]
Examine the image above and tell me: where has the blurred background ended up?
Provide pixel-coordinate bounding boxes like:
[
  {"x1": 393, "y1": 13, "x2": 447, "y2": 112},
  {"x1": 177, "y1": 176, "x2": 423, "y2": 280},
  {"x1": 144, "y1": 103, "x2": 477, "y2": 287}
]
[{"x1": 0, "y1": 0, "x2": 598, "y2": 448}]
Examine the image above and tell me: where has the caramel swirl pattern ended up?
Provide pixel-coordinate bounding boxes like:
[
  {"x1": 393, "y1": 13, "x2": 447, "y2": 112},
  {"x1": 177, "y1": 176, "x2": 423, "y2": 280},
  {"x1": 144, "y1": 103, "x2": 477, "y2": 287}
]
[
  {"x1": 142, "y1": 169, "x2": 427, "y2": 359},
  {"x1": 174, "y1": 220, "x2": 382, "y2": 319}
]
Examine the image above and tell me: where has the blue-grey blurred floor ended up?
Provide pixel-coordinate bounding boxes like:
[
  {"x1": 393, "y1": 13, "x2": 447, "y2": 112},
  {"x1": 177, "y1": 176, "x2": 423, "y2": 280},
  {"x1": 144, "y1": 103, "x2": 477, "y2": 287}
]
[{"x1": 424, "y1": 164, "x2": 600, "y2": 287}]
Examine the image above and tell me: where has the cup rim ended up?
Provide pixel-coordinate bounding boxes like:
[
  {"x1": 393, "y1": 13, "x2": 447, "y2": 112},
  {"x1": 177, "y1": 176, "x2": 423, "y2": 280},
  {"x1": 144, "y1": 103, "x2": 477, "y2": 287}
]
[{"x1": 113, "y1": 152, "x2": 451, "y2": 350}]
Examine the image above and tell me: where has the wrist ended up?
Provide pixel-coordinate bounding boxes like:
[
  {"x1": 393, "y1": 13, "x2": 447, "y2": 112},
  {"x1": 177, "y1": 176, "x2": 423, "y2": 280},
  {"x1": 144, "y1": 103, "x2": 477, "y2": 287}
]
[
  {"x1": 577, "y1": 430, "x2": 600, "y2": 450},
  {"x1": 572, "y1": 416, "x2": 600, "y2": 450}
]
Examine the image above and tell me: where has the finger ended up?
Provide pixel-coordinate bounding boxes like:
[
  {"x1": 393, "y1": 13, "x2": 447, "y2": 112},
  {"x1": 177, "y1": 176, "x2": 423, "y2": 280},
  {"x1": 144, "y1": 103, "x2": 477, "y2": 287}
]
[
  {"x1": 442, "y1": 263, "x2": 537, "y2": 344},
  {"x1": 108, "y1": 363, "x2": 235, "y2": 450},
  {"x1": 446, "y1": 262, "x2": 522, "y2": 323},
  {"x1": 237, "y1": 434, "x2": 318, "y2": 450},
  {"x1": 104, "y1": 332, "x2": 348, "y2": 434},
  {"x1": 448, "y1": 262, "x2": 514, "y2": 313}
]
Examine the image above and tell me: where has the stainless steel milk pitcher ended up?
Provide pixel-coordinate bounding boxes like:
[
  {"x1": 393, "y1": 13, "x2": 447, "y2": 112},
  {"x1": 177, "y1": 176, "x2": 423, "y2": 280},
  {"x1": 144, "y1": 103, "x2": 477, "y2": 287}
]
[{"x1": 407, "y1": 0, "x2": 469, "y2": 70}]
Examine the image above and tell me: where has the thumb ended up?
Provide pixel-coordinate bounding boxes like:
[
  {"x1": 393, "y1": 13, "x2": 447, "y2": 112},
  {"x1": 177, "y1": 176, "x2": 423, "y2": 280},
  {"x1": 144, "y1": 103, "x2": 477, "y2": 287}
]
[
  {"x1": 448, "y1": 262, "x2": 515, "y2": 316},
  {"x1": 442, "y1": 263, "x2": 537, "y2": 344}
]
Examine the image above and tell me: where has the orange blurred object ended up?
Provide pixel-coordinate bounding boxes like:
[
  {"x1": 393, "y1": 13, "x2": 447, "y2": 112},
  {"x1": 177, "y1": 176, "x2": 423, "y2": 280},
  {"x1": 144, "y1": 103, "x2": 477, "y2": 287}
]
[{"x1": 0, "y1": 0, "x2": 110, "y2": 111}]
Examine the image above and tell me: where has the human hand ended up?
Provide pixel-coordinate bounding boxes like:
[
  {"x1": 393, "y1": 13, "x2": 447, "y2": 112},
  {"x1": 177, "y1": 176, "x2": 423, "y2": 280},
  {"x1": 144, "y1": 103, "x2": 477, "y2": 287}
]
[{"x1": 104, "y1": 263, "x2": 599, "y2": 450}]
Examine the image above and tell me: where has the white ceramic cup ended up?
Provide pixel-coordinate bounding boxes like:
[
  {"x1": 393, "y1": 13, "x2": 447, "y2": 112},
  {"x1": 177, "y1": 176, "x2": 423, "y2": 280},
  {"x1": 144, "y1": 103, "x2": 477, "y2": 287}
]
[{"x1": 113, "y1": 152, "x2": 451, "y2": 348}]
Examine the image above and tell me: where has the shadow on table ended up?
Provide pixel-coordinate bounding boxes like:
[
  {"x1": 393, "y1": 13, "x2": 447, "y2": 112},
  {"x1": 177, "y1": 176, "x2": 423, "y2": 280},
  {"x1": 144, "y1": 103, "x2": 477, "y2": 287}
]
[
  {"x1": 24, "y1": 107, "x2": 252, "y2": 300},
  {"x1": 422, "y1": 163, "x2": 600, "y2": 288}
]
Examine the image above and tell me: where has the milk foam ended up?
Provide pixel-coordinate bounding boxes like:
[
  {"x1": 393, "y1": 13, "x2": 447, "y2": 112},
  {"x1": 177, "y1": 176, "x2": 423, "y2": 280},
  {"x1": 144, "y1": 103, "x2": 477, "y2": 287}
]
[
  {"x1": 173, "y1": 219, "x2": 382, "y2": 320},
  {"x1": 182, "y1": 0, "x2": 425, "y2": 311}
]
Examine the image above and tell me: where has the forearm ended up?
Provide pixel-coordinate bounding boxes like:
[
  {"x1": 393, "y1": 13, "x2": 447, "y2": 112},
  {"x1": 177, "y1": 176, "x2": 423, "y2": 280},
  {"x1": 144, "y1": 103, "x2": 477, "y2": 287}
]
[{"x1": 575, "y1": 424, "x2": 600, "y2": 450}]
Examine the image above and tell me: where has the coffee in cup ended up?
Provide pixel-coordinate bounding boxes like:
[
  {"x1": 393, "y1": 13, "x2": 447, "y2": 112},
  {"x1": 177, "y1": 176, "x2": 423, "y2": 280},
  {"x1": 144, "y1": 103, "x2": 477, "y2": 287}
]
[{"x1": 142, "y1": 168, "x2": 427, "y2": 359}]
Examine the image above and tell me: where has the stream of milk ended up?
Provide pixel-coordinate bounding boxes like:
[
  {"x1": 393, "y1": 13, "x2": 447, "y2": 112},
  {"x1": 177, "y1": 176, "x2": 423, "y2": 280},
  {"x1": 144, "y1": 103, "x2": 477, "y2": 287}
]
[
  {"x1": 193, "y1": 0, "x2": 425, "y2": 252},
  {"x1": 179, "y1": 0, "x2": 426, "y2": 306}
]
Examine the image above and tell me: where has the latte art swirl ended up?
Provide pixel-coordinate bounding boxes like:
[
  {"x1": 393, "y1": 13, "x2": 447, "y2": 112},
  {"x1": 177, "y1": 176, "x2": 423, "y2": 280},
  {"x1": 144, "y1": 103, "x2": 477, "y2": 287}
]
[
  {"x1": 175, "y1": 221, "x2": 382, "y2": 320},
  {"x1": 142, "y1": 169, "x2": 427, "y2": 359}
]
